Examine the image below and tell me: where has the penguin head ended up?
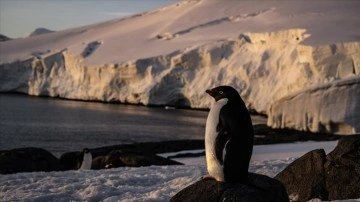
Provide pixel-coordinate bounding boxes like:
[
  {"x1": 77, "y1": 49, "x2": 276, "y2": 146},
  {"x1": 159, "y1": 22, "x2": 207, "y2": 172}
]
[
  {"x1": 206, "y1": 86, "x2": 241, "y2": 102},
  {"x1": 83, "y1": 148, "x2": 90, "y2": 154}
]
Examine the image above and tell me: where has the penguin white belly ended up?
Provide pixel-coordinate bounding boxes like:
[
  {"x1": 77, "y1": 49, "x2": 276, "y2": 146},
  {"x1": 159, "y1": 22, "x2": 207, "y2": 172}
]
[
  {"x1": 79, "y1": 153, "x2": 92, "y2": 170},
  {"x1": 205, "y1": 98, "x2": 228, "y2": 181}
]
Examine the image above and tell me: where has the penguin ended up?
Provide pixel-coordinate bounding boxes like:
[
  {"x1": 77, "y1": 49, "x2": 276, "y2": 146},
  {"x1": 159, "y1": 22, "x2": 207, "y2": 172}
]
[
  {"x1": 205, "y1": 85, "x2": 254, "y2": 183},
  {"x1": 79, "y1": 148, "x2": 92, "y2": 170}
]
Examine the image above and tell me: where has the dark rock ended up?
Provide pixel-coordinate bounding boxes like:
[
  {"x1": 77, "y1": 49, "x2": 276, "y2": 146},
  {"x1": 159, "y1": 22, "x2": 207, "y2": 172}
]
[
  {"x1": 325, "y1": 135, "x2": 360, "y2": 200},
  {"x1": 29, "y1": 27, "x2": 53, "y2": 37},
  {"x1": 60, "y1": 149, "x2": 182, "y2": 170},
  {"x1": 253, "y1": 124, "x2": 340, "y2": 145},
  {"x1": 171, "y1": 173, "x2": 289, "y2": 202},
  {"x1": 326, "y1": 135, "x2": 360, "y2": 162},
  {"x1": 59, "y1": 151, "x2": 83, "y2": 170},
  {"x1": 0, "y1": 147, "x2": 63, "y2": 174},
  {"x1": 275, "y1": 135, "x2": 360, "y2": 201},
  {"x1": 275, "y1": 149, "x2": 328, "y2": 201},
  {"x1": 95, "y1": 150, "x2": 182, "y2": 169},
  {"x1": 102, "y1": 150, "x2": 126, "y2": 168},
  {"x1": 0, "y1": 34, "x2": 12, "y2": 42},
  {"x1": 92, "y1": 156, "x2": 109, "y2": 170}
]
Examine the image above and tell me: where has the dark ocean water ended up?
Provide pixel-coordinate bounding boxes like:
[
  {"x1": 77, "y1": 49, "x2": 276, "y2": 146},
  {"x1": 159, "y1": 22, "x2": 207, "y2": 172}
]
[{"x1": 0, "y1": 94, "x2": 208, "y2": 157}]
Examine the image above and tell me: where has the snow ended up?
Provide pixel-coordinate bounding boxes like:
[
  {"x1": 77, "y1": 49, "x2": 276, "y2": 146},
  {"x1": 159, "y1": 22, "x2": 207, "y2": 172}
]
[
  {"x1": 0, "y1": 0, "x2": 359, "y2": 134},
  {"x1": 2, "y1": 141, "x2": 353, "y2": 202},
  {"x1": 0, "y1": 165, "x2": 204, "y2": 202}
]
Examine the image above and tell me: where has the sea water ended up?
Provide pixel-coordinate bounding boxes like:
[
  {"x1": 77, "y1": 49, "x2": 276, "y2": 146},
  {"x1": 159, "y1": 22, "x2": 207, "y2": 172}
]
[{"x1": 0, "y1": 94, "x2": 206, "y2": 157}]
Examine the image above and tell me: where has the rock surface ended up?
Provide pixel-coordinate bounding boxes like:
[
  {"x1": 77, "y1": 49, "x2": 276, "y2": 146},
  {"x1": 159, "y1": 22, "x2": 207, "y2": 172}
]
[
  {"x1": 29, "y1": 28, "x2": 54, "y2": 37},
  {"x1": 59, "y1": 141, "x2": 196, "y2": 170},
  {"x1": 171, "y1": 173, "x2": 289, "y2": 202},
  {"x1": 274, "y1": 149, "x2": 328, "y2": 201},
  {"x1": 0, "y1": 147, "x2": 64, "y2": 174},
  {"x1": 59, "y1": 151, "x2": 84, "y2": 170},
  {"x1": 275, "y1": 135, "x2": 360, "y2": 201},
  {"x1": 91, "y1": 150, "x2": 182, "y2": 169},
  {"x1": 0, "y1": 34, "x2": 11, "y2": 42},
  {"x1": 325, "y1": 135, "x2": 360, "y2": 200}
]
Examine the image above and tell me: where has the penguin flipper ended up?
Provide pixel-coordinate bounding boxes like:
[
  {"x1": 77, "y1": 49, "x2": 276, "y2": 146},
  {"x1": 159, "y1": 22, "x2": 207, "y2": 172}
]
[
  {"x1": 221, "y1": 107, "x2": 253, "y2": 184},
  {"x1": 214, "y1": 117, "x2": 230, "y2": 165}
]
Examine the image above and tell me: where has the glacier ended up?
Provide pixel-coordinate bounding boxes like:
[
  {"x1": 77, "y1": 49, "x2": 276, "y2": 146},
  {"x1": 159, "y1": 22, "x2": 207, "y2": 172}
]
[{"x1": 0, "y1": 0, "x2": 359, "y2": 134}]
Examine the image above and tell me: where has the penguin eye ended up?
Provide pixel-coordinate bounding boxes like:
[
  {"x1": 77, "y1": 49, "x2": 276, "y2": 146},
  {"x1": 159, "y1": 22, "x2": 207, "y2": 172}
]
[{"x1": 219, "y1": 91, "x2": 224, "y2": 95}]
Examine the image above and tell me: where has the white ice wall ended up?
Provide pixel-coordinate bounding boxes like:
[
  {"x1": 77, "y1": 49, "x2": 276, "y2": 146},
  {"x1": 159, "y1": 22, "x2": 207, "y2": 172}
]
[
  {"x1": 268, "y1": 76, "x2": 360, "y2": 134},
  {"x1": 0, "y1": 29, "x2": 359, "y2": 135}
]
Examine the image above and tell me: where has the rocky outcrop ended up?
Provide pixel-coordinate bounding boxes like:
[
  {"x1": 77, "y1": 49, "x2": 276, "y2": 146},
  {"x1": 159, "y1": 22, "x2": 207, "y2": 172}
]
[
  {"x1": 275, "y1": 135, "x2": 360, "y2": 201},
  {"x1": 325, "y1": 135, "x2": 360, "y2": 200},
  {"x1": 171, "y1": 173, "x2": 289, "y2": 202},
  {"x1": 0, "y1": 147, "x2": 64, "y2": 174},
  {"x1": 91, "y1": 150, "x2": 182, "y2": 169},
  {"x1": 59, "y1": 151, "x2": 84, "y2": 170},
  {"x1": 29, "y1": 28, "x2": 54, "y2": 37},
  {"x1": 274, "y1": 149, "x2": 328, "y2": 201},
  {"x1": 0, "y1": 34, "x2": 11, "y2": 42},
  {"x1": 59, "y1": 141, "x2": 200, "y2": 170},
  {"x1": 59, "y1": 150, "x2": 182, "y2": 170}
]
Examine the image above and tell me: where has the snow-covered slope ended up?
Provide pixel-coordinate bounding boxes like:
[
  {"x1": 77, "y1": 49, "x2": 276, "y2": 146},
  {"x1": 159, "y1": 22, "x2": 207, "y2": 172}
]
[{"x1": 0, "y1": 0, "x2": 359, "y2": 134}]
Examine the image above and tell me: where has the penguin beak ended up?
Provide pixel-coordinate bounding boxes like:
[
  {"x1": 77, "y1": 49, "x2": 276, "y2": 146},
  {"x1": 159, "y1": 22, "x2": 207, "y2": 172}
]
[{"x1": 206, "y1": 89, "x2": 216, "y2": 98}]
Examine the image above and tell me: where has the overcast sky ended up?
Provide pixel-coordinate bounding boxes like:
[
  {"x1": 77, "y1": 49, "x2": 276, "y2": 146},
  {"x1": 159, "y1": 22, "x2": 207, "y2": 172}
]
[{"x1": 0, "y1": 0, "x2": 177, "y2": 38}]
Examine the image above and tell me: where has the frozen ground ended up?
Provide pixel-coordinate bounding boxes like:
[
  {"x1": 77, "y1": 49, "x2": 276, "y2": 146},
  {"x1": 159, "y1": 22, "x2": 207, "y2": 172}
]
[{"x1": 3, "y1": 141, "x2": 359, "y2": 202}]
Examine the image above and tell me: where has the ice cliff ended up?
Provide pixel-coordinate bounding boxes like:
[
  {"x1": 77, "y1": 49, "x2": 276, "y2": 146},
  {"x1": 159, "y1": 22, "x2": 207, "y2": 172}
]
[
  {"x1": 268, "y1": 76, "x2": 360, "y2": 134},
  {"x1": 0, "y1": 29, "x2": 359, "y2": 134},
  {"x1": 0, "y1": 0, "x2": 359, "y2": 134}
]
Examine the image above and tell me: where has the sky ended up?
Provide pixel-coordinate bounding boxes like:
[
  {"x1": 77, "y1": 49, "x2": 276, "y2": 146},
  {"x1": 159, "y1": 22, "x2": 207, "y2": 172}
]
[{"x1": 0, "y1": 0, "x2": 177, "y2": 38}]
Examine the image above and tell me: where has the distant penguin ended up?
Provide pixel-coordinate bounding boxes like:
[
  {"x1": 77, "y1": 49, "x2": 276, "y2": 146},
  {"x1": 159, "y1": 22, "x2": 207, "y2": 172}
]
[
  {"x1": 79, "y1": 148, "x2": 92, "y2": 170},
  {"x1": 205, "y1": 86, "x2": 254, "y2": 183}
]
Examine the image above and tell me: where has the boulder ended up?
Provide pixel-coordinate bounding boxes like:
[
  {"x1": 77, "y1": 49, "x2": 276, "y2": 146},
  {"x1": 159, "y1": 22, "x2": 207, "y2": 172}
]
[
  {"x1": 0, "y1": 147, "x2": 63, "y2": 174},
  {"x1": 171, "y1": 173, "x2": 289, "y2": 202},
  {"x1": 325, "y1": 135, "x2": 360, "y2": 200},
  {"x1": 93, "y1": 150, "x2": 182, "y2": 169},
  {"x1": 274, "y1": 149, "x2": 328, "y2": 201},
  {"x1": 59, "y1": 151, "x2": 83, "y2": 170},
  {"x1": 275, "y1": 135, "x2": 360, "y2": 201}
]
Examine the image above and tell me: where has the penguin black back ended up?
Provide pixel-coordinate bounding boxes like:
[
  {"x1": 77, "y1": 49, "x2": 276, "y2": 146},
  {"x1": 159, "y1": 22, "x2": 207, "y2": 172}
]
[{"x1": 206, "y1": 86, "x2": 254, "y2": 183}]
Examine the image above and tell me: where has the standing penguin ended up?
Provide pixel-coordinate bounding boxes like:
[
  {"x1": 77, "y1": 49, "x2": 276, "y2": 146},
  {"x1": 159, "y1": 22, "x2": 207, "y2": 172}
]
[
  {"x1": 79, "y1": 148, "x2": 92, "y2": 170},
  {"x1": 205, "y1": 86, "x2": 254, "y2": 183}
]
